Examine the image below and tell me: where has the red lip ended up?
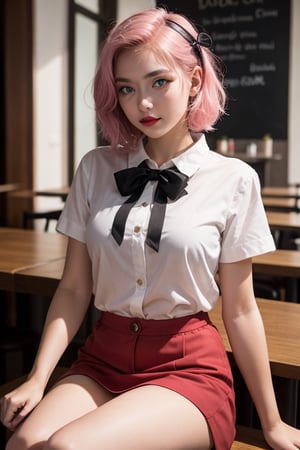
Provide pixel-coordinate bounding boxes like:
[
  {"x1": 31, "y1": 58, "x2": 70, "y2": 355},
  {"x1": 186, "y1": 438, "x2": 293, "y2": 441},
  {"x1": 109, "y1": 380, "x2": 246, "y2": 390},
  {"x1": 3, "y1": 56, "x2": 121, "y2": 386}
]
[{"x1": 140, "y1": 116, "x2": 160, "y2": 127}]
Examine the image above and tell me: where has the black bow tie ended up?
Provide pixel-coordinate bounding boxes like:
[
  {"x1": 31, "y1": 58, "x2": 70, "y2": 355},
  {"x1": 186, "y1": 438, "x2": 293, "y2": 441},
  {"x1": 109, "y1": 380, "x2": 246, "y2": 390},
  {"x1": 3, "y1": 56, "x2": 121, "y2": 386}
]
[{"x1": 112, "y1": 160, "x2": 189, "y2": 252}]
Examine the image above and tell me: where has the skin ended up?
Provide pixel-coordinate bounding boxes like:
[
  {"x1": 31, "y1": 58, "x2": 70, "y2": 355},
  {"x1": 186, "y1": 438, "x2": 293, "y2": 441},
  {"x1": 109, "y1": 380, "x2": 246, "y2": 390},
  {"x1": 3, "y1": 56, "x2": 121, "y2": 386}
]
[
  {"x1": 1, "y1": 47, "x2": 300, "y2": 450},
  {"x1": 115, "y1": 48, "x2": 202, "y2": 166}
]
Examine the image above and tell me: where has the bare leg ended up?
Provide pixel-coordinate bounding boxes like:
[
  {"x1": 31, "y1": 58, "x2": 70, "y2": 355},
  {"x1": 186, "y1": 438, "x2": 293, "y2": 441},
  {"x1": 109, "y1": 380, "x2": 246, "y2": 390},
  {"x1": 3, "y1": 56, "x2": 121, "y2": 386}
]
[
  {"x1": 45, "y1": 385, "x2": 213, "y2": 450},
  {"x1": 6, "y1": 375, "x2": 115, "y2": 450}
]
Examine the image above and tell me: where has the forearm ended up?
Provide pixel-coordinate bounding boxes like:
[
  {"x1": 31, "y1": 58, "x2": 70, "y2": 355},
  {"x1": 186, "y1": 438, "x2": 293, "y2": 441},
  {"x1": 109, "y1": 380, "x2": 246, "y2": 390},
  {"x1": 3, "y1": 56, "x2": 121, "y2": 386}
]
[
  {"x1": 223, "y1": 306, "x2": 281, "y2": 431},
  {"x1": 28, "y1": 284, "x2": 91, "y2": 388}
]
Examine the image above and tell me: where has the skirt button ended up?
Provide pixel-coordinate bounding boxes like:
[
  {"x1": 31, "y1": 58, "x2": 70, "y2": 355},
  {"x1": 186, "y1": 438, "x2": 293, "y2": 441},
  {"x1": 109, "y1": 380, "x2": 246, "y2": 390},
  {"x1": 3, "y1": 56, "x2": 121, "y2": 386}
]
[{"x1": 130, "y1": 321, "x2": 140, "y2": 333}]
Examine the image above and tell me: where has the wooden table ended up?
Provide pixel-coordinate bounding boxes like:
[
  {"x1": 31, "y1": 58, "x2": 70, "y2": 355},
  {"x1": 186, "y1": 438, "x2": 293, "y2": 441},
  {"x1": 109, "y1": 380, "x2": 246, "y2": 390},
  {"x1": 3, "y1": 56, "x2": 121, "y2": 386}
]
[
  {"x1": 210, "y1": 298, "x2": 300, "y2": 380},
  {"x1": 263, "y1": 197, "x2": 299, "y2": 212},
  {"x1": 262, "y1": 186, "x2": 300, "y2": 198},
  {"x1": 253, "y1": 250, "x2": 300, "y2": 302},
  {"x1": 266, "y1": 211, "x2": 300, "y2": 250},
  {"x1": 0, "y1": 228, "x2": 67, "y2": 291},
  {"x1": 14, "y1": 258, "x2": 65, "y2": 297},
  {"x1": 253, "y1": 250, "x2": 300, "y2": 278},
  {"x1": 266, "y1": 211, "x2": 300, "y2": 232},
  {"x1": 262, "y1": 185, "x2": 300, "y2": 213}
]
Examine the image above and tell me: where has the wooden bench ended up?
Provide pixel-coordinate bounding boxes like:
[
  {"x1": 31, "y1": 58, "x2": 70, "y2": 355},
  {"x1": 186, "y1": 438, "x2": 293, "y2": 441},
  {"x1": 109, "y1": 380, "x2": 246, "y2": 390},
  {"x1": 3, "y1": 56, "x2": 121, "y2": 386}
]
[{"x1": 0, "y1": 368, "x2": 270, "y2": 449}]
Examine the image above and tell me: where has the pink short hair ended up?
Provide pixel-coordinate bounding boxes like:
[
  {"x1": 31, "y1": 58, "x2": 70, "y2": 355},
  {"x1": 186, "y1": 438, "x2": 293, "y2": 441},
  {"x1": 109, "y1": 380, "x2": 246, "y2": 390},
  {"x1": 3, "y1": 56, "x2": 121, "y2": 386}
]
[{"x1": 94, "y1": 8, "x2": 226, "y2": 150}]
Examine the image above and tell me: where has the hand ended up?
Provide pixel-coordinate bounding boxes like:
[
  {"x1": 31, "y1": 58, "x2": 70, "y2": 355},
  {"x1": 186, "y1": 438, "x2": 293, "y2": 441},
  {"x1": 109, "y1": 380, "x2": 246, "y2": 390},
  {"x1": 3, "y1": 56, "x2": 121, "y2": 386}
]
[
  {"x1": 0, "y1": 378, "x2": 44, "y2": 431},
  {"x1": 264, "y1": 420, "x2": 300, "y2": 449}
]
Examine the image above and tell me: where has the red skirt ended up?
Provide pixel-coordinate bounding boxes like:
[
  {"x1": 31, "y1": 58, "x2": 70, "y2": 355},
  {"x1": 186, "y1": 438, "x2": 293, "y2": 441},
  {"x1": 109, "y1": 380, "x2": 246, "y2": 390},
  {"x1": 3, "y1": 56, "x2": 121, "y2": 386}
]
[{"x1": 62, "y1": 311, "x2": 236, "y2": 450}]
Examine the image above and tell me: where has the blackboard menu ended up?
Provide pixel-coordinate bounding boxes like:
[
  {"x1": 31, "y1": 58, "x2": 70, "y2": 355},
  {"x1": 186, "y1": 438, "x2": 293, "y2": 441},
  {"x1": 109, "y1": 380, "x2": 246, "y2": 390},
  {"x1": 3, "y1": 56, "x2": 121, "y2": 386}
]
[{"x1": 157, "y1": 0, "x2": 290, "y2": 140}]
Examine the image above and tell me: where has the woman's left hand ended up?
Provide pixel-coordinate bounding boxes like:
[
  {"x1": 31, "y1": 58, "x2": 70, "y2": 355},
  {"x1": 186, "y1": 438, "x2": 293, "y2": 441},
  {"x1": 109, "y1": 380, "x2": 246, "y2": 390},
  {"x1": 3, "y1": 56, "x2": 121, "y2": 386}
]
[{"x1": 263, "y1": 421, "x2": 300, "y2": 449}]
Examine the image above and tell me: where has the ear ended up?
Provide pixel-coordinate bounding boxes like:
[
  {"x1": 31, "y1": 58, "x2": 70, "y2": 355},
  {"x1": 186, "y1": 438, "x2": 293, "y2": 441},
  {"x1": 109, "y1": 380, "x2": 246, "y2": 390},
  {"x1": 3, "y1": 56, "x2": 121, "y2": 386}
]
[{"x1": 189, "y1": 66, "x2": 203, "y2": 97}]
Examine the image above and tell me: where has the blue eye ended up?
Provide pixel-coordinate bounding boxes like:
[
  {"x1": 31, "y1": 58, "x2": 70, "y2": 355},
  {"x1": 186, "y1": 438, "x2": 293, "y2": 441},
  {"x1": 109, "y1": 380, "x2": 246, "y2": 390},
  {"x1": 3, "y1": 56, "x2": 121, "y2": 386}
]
[
  {"x1": 118, "y1": 86, "x2": 134, "y2": 95},
  {"x1": 153, "y1": 79, "x2": 168, "y2": 88}
]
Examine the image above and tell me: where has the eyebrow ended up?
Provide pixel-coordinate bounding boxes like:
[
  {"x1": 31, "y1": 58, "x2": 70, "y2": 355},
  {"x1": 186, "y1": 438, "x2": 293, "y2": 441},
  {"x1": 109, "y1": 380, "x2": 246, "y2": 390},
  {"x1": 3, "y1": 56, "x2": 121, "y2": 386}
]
[{"x1": 115, "y1": 69, "x2": 171, "y2": 83}]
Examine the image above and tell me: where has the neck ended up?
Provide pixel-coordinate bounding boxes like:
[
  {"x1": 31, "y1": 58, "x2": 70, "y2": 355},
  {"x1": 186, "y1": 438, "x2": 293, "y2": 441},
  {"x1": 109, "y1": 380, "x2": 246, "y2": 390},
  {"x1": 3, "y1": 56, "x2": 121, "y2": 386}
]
[{"x1": 144, "y1": 132, "x2": 194, "y2": 167}]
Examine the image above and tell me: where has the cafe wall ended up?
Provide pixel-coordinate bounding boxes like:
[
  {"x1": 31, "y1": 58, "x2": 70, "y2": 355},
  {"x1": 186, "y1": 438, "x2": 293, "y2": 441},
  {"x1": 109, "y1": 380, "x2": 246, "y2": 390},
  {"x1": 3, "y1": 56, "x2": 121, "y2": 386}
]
[
  {"x1": 118, "y1": 0, "x2": 155, "y2": 20},
  {"x1": 33, "y1": 0, "x2": 300, "y2": 196},
  {"x1": 33, "y1": 0, "x2": 68, "y2": 214}
]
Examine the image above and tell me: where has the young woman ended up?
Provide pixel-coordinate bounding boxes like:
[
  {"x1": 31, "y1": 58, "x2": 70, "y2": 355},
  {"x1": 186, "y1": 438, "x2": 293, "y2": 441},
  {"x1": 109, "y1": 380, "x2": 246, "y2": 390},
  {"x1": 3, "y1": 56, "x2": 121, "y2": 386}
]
[{"x1": 1, "y1": 7, "x2": 300, "y2": 450}]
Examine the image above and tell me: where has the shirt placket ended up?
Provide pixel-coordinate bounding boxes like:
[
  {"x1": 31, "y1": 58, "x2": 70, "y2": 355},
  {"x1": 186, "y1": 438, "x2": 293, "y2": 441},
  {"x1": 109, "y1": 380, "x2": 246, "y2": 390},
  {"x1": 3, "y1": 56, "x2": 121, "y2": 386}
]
[{"x1": 125, "y1": 181, "x2": 154, "y2": 317}]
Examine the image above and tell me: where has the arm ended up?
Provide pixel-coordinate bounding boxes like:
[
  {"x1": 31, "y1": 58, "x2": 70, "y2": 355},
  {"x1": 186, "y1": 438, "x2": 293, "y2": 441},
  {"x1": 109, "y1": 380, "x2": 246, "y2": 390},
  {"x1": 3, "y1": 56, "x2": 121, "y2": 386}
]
[
  {"x1": 1, "y1": 237, "x2": 93, "y2": 429},
  {"x1": 219, "y1": 259, "x2": 300, "y2": 449},
  {"x1": 28, "y1": 237, "x2": 93, "y2": 385}
]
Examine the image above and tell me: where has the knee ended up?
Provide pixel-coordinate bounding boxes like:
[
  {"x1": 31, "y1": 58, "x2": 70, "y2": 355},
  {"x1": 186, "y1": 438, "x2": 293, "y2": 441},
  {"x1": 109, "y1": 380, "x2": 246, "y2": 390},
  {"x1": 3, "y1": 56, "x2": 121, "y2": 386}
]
[{"x1": 44, "y1": 430, "x2": 77, "y2": 450}]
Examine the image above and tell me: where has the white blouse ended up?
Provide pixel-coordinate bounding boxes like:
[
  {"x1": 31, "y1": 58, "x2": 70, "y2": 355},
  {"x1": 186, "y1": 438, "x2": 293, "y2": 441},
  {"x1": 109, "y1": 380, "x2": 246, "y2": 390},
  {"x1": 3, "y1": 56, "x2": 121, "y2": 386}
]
[{"x1": 56, "y1": 134, "x2": 275, "y2": 319}]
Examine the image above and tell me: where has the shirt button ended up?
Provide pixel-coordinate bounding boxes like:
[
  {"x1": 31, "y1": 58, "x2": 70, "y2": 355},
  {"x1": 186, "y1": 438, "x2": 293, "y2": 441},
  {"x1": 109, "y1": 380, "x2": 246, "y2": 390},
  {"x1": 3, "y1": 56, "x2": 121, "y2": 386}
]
[
  {"x1": 142, "y1": 202, "x2": 148, "y2": 207},
  {"x1": 136, "y1": 278, "x2": 144, "y2": 286},
  {"x1": 134, "y1": 225, "x2": 141, "y2": 233}
]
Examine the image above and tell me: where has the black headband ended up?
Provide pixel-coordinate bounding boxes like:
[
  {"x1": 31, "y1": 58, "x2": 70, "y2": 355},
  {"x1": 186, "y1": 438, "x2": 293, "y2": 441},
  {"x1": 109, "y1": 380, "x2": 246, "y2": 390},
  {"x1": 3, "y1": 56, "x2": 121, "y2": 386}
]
[{"x1": 165, "y1": 19, "x2": 213, "y2": 67}]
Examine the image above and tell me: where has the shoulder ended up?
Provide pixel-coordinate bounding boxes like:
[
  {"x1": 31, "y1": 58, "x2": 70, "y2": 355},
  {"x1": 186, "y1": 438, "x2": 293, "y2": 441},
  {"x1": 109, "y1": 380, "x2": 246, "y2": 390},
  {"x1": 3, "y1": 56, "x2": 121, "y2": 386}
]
[
  {"x1": 208, "y1": 151, "x2": 255, "y2": 173},
  {"x1": 76, "y1": 145, "x2": 129, "y2": 176},
  {"x1": 80, "y1": 145, "x2": 127, "y2": 166},
  {"x1": 205, "y1": 151, "x2": 259, "y2": 187}
]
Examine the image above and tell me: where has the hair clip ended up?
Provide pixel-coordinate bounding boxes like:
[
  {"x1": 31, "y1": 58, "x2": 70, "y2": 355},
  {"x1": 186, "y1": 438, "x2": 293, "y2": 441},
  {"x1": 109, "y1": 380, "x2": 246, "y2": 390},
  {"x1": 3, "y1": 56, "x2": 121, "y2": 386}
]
[{"x1": 165, "y1": 19, "x2": 213, "y2": 66}]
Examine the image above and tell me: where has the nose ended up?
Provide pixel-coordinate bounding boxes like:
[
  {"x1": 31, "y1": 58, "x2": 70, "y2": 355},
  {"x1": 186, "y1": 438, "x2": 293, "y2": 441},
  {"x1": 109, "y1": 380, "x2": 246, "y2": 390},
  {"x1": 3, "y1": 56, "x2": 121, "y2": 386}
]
[{"x1": 139, "y1": 96, "x2": 153, "y2": 112}]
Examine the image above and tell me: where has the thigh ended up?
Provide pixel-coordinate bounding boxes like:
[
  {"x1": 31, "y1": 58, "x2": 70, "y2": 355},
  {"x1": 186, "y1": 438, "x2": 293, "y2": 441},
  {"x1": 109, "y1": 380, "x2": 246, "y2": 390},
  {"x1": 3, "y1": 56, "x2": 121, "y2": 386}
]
[
  {"x1": 6, "y1": 375, "x2": 115, "y2": 450},
  {"x1": 45, "y1": 385, "x2": 213, "y2": 450}
]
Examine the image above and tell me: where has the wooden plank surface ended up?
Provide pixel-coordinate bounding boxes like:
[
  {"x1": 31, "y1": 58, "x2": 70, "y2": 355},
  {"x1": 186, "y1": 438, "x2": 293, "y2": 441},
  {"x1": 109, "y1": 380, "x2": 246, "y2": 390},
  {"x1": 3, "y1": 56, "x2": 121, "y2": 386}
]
[
  {"x1": 0, "y1": 228, "x2": 67, "y2": 290},
  {"x1": 263, "y1": 197, "x2": 297, "y2": 210},
  {"x1": 210, "y1": 298, "x2": 300, "y2": 379},
  {"x1": 262, "y1": 186, "x2": 300, "y2": 198},
  {"x1": 266, "y1": 211, "x2": 300, "y2": 231},
  {"x1": 14, "y1": 258, "x2": 65, "y2": 296},
  {"x1": 232, "y1": 426, "x2": 270, "y2": 449},
  {"x1": 261, "y1": 186, "x2": 300, "y2": 198},
  {"x1": 253, "y1": 249, "x2": 300, "y2": 277}
]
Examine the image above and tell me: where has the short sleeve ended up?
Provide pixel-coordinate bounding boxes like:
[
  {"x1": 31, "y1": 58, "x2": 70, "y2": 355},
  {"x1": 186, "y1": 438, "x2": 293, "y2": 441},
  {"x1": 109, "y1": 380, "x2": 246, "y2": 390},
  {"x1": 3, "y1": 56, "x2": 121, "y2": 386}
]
[
  {"x1": 56, "y1": 156, "x2": 91, "y2": 243},
  {"x1": 220, "y1": 169, "x2": 275, "y2": 263}
]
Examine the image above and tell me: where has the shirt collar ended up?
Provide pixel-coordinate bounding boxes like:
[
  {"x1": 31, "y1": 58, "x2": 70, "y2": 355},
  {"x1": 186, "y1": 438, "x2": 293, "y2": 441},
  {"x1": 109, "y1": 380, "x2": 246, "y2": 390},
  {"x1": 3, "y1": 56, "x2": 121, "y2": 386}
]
[{"x1": 128, "y1": 133, "x2": 210, "y2": 178}]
